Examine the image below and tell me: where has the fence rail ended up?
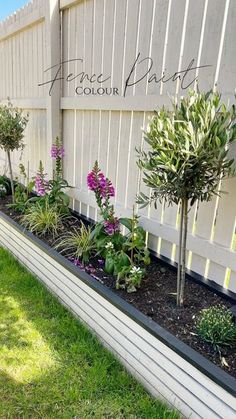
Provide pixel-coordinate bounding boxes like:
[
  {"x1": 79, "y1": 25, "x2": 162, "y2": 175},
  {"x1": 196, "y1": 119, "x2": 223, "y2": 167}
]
[{"x1": 0, "y1": 0, "x2": 236, "y2": 293}]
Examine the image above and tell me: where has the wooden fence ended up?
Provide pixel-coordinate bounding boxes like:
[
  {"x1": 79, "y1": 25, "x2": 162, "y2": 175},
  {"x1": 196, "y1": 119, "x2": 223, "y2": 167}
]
[{"x1": 0, "y1": 0, "x2": 236, "y2": 293}]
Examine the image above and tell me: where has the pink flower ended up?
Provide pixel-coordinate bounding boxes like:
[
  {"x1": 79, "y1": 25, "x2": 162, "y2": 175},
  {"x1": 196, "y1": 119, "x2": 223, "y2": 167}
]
[
  {"x1": 35, "y1": 162, "x2": 49, "y2": 196},
  {"x1": 51, "y1": 143, "x2": 65, "y2": 159},
  {"x1": 87, "y1": 164, "x2": 115, "y2": 199},
  {"x1": 104, "y1": 217, "x2": 120, "y2": 235},
  {"x1": 87, "y1": 171, "x2": 100, "y2": 191}
]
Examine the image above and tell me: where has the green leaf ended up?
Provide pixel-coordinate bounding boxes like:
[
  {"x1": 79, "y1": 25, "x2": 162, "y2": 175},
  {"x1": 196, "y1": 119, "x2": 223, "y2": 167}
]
[
  {"x1": 119, "y1": 217, "x2": 133, "y2": 231},
  {"x1": 105, "y1": 255, "x2": 114, "y2": 274}
]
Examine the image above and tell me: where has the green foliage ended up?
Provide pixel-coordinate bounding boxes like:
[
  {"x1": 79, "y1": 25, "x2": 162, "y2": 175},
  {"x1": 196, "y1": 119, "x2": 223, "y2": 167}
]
[
  {"x1": 47, "y1": 177, "x2": 70, "y2": 212},
  {"x1": 196, "y1": 305, "x2": 236, "y2": 350},
  {"x1": 88, "y1": 162, "x2": 149, "y2": 292},
  {"x1": 120, "y1": 214, "x2": 151, "y2": 265},
  {"x1": 104, "y1": 241, "x2": 145, "y2": 293},
  {"x1": 91, "y1": 209, "x2": 150, "y2": 292},
  {"x1": 9, "y1": 181, "x2": 28, "y2": 212},
  {"x1": 29, "y1": 159, "x2": 70, "y2": 214},
  {"x1": 0, "y1": 102, "x2": 28, "y2": 152},
  {"x1": 55, "y1": 222, "x2": 95, "y2": 263},
  {"x1": 21, "y1": 198, "x2": 66, "y2": 238},
  {"x1": 91, "y1": 222, "x2": 125, "y2": 257},
  {"x1": 104, "y1": 242, "x2": 128, "y2": 275},
  {"x1": 137, "y1": 90, "x2": 236, "y2": 208},
  {"x1": 117, "y1": 265, "x2": 145, "y2": 293},
  {"x1": 52, "y1": 136, "x2": 64, "y2": 179},
  {"x1": 50, "y1": 138, "x2": 70, "y2": 212},
  {"x1": 8, "y1": 164, "x2": 35, "y2": 213},
  {"x1": 93, "y1": 214, "x2": 150, "y2": 260}
]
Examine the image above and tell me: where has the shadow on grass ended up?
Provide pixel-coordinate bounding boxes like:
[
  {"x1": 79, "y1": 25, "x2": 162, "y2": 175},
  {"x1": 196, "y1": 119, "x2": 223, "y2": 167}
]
[
  {"x1": 0, "y1": 297, "x2": 32, "y2": 349},
  {"x1": 0, "y1": 248, "x2": 179, "y2": 418}
]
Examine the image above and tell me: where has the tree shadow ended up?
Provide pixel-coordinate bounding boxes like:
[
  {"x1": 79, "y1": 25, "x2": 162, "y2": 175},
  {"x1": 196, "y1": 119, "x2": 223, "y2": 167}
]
[{"x1": 0, "y1": 297, "x2": 31, "y2": 349}]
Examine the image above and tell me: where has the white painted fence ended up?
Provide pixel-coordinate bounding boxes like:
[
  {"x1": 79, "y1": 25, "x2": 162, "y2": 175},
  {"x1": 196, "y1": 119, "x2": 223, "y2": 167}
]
[{"x1": 0, "y1": 0, "x2": 236, "y2": 293}]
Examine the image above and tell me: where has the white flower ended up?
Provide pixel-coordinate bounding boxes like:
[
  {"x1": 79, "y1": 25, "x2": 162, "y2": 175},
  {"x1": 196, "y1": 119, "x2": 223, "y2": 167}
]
[
  {"x1": 0, "y1": 185, "x2": 6, "y2": 193},
  {"x1": 130, "y1": 266, "x2": 142, "y2": 275},
  {"x1": 105, "y1": 241, "x2": 114, "y2": 250}
]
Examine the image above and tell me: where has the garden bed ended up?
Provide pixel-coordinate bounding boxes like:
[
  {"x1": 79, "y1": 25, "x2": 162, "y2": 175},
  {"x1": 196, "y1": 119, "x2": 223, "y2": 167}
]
[
  {"x1": 0, "y1": 195, "x2": 235, "y2": 378},
  {"x1": 0, "y1": 198, "x2": 236, "y2": 419}
]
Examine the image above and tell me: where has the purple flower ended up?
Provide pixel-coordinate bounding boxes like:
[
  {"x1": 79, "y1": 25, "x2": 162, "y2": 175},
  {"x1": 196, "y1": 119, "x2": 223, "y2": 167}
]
[
  {"x1": 98, "y1": 259, "x2": 104, "y2": 266},
  {"x1": 104, "y1": 217, "x2": 120, "y2": 235},
  {"x1": 74, "y1": 258, "x2": 82, "y2": 267},
  {"x1": 109, "y1": 185, "x2": 115, "y2": 197},
  {"x1": 51, "y1": 143, "x2": 65, "y2": 159},
  {"x1": 87, "y1": 162, "x2": 115, "y2": 200},
  {"x1": 87, "y1": 171, "x2": 100, "y2": 191},
  {"x1": 86, "y1": 266, "x2": 96, "y2": 274},
  {"x1": 35, "y1": 164, "x2": 49, "y2": 197}
]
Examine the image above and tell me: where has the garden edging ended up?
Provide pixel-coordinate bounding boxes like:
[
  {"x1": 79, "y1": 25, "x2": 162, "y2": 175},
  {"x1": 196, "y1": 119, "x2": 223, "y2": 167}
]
[{"x1": 0, "y1": 210, "x2": 235, "y2": 419}]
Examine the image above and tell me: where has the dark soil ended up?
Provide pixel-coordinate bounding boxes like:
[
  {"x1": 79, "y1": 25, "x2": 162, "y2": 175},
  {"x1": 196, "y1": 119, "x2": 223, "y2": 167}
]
[{"x1": 1, "y1": 195, "x2": 236, "y2": 379}]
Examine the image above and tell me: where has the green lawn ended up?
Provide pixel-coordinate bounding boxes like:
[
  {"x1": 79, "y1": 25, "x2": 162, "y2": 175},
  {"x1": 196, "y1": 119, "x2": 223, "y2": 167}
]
[{"x1": 0, "y1": 247, "x2": 179, "y2": 419}]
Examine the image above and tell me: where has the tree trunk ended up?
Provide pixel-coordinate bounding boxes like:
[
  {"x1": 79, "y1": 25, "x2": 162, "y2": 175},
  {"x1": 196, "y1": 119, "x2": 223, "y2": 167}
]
[
  {"x1": 177, "y1": 199, "x2": 184, "y2": 306},
  {"x1": 179, "y1": 198, "x2": 188, "y2": 307},
  {"x1": 7, "y1": 150, "x2": 14, "y2": 203}
]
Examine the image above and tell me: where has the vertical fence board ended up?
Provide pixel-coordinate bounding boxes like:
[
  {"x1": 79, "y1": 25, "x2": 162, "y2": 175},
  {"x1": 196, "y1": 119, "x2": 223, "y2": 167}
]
[
  {"x1": 208, "y1": 178, "x2": 236, "y2": 288},
  {"x1": 198, "y1": 0, "x2": 226, "y2": 91}
]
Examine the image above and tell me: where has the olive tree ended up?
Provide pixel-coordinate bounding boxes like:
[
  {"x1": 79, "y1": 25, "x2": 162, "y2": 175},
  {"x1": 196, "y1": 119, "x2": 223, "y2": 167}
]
[
  {"x1": 137, "y1": 91, "x2": 236, "y2": 307},
  {"x1": 0, "y1": 103, "x2": 28, "y2": 202}
]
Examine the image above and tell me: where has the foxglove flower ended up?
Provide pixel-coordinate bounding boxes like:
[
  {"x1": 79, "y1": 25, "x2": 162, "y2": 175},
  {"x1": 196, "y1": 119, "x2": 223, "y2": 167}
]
[
  {"x1": 87, "y1": 161, "x2": 115, "y2": 199},
  {"x1": 50, "y1": 141, "x2": 65, "y2": 159},
  {"x1": 104, "y1": 217, "x2": 120, "y2": 235},
  {"x1": 50, "y1": 137, "x2": 65, "y2": 179},
  {"x1": 35, "y1": 161, "x2": 49, "y2": 196}
]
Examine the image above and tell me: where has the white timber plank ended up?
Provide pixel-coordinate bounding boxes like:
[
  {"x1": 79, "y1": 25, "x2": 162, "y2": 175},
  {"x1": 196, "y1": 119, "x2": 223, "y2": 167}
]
[
  {"x1": 217, "y1": 0, "x2": 236, "y2": 94},
  {"x1": 115, "y1": 112, "x2": 132, "y2": 207},
  {"x1": 160, "y1": 0, "x2": 186, "y2": 97},
  {"x1": 146, "y1": 0, "x2": 169, "y2": 96},
  {"x1": 178, "y1": 0, "x2": 205, "y2": 96},
  {"x1": 133, "y1": 0, "x2": 154, "y2": 97},
  {"x1": 191, "y1": 197, "x2": 217, "y2": 276},
  {"x1": 208, "y1": 177, "x2": 236, "y2": 288},
  {"x1": 198, "y1": 0, "x2": 226, "y2": 91}
]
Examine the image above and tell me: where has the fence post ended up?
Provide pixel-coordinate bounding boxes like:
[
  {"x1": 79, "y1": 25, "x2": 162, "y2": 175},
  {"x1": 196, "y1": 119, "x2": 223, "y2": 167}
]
[{"x1": 45, "y1": 0, "x2": 61, "y2": 177}]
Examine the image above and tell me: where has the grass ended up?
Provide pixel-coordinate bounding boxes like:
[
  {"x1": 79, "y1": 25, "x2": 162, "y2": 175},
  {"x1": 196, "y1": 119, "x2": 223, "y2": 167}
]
[{"x1": 0, "y1": 247, "x2": 179, "y2": 419}]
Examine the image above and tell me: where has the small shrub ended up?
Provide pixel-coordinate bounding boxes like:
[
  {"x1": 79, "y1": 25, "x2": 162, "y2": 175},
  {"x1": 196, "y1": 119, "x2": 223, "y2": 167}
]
[
  {"x1": 104, "y1": 241, "x2": 145, "y2": 293},
  {"x1": 8, "y1": 164, "x2": 35, "y2": 213},
  {"x1": 55, "y1": 222, "x2": 95, "y2": 263},
  {"x1": 21, "y1": 199, "x2": 65, "y2": 238},
  {"x1": 32, "y1": 157, "x2": 70, "y2": 214},
  {"x1": 196, "y1": 305, "x2": 236, "y2": 350},
  {"x1": 117, "y1": 265, "x2": 145, "y2": 293},
  {"x1": 0, "y1": 102, "x2": 28, "y2": 202}
]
